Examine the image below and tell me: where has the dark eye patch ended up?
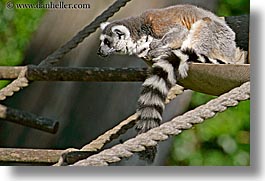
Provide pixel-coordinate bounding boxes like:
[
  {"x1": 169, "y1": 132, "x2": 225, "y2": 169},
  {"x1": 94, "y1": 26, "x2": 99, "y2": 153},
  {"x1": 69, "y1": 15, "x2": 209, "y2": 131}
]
[
  {"x1": 104, "y1": 38, "x2": 111, "y2": 47},
  {"x1": 114, "y1": 29, "x2": 125, "y2": 39}
]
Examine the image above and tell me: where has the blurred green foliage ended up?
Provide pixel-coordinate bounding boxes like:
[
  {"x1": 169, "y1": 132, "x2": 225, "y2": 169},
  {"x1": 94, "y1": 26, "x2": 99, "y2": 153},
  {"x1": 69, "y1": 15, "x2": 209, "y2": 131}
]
[
  {"x1": 0, "y1": 0, "x2": 45, "y2": 87},
  {"x1": 169, "y1": 0, "x2": 250, "y2": 166},
  {"x1": 169, "y1": 95, "x2": 250, "y2": 166},
  {"x1": 217, "y1": 0, "x2": 250, "y2": 16}
]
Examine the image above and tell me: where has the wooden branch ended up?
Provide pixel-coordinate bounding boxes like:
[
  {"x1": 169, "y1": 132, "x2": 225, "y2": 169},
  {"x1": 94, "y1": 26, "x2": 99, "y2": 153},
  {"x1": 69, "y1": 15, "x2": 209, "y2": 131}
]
[
  {"x1": 0, "y1": 64, "x2": 250, "y2": 96},
  {"x1": 0, "y1": 88, "x2": 184, "y2": 165},
  {"x1": 0, "y1": 104, "x2": 59, "y2": 134},
  {"x1": 0, "y1": 148, "x2": 62, "y2": 164},
  {"x1": 0, "y1": 66, "x2": 147, "y2": 81},
  {"x1": 0, "y1": 148, "x2": 98, "y2": 164}
]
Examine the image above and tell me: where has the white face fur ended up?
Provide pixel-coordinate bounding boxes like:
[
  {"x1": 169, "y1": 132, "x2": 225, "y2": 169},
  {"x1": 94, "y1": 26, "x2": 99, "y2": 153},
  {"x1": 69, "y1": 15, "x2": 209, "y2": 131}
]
[{"x1": 98, "y1": 22, "x2": 153, "y2": 58}]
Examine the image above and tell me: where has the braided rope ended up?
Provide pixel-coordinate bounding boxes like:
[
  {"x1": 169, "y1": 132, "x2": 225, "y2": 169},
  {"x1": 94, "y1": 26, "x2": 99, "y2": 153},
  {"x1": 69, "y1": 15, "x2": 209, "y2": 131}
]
[
  {"x1": 72, "y1": 82, "x2": 250, "y2": 166},
  {"x1": 0, "y1": 67, "x2": 29, "y2": 101},
  {"x1": 54, "y1": 85, "x2": 184, "y2": 166},
  {"x1": 39, "y1": 0, "x2": 132, "y2": 67},
  {"x1": 81, "y1": 85, "x2": 184, "y2": 151}
]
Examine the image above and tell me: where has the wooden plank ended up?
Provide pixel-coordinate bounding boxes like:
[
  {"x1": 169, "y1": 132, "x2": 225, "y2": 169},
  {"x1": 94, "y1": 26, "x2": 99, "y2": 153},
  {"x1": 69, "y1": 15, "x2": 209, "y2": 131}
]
[
  {"x1": 0, "y1": 64, "x2": 250, "y2": 96},
  {"x1": 0, "y1": 148, "x2": 62, "y2": 164}
]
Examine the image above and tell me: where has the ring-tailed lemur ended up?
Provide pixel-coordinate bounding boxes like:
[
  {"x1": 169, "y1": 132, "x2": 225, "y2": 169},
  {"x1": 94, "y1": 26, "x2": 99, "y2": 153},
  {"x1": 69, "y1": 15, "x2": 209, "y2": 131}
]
[{"x1": 98, "y1": 4, "x2": 247, "y2": 134}]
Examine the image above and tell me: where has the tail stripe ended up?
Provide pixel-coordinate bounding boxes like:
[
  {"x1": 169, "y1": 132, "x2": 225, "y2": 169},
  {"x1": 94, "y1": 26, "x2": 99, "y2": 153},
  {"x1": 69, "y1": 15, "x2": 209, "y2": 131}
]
[
  {"x1": 182, "y1": 48, "x2": 200, "y2": 62},
  {"x1": 137, "y1": 106, "x2": 163, "y2": 120},
  {"x1": 141, "y1": 84, "x2": 168, "y2": 101},
  {"x1": 201, "y1": 54, "x2": 211, "y2": 63},
  {"x1": 216, "y1": 59, "x2": 227, "y2": 64},
  {"x1": 151, "y1": 66, "x2": 172, "y2": 89},
  {"x1": 168, "y1": 52, "x2": 181, "y2": 68},
  {"x1": 142, "y1": 75, "x2": 169, "y2": 97},
  {"x1": 174, "y1": 48, "x2": 229, "y2": 65},
  {"x1": 138, "y1": 104, "x2": 164, "y2": 115},
  {"x1": 153, "y1": 60, "x2": 176, "y2": 86},
  {"x1": 138, "y1": 92, "x2": 165, "y2": 110},
  {"x1": 203, "y1": 55, "x2": 219, "y2": 64}
]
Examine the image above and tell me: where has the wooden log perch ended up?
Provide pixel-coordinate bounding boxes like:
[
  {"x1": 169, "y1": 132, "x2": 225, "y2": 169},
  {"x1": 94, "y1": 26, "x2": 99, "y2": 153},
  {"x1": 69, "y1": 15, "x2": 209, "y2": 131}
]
[
  {"x1": 0, "y1": 148, "x2": 62, "y2": 164},
  {"x1": 178, "y1": 64, "x2": 250, "y2": 95},
  {"x1": 0, "y1": 104, "x2": 59, "y2": 134},
  {"x1": 0, "y1": 148, "x2": 96, "y2": 164},
  {"x1": 0, "y1": 63, "x2": 250, "y2": 96},
  {"x1": 0, "y1": 66, "x2": 147, "y2": 82}
]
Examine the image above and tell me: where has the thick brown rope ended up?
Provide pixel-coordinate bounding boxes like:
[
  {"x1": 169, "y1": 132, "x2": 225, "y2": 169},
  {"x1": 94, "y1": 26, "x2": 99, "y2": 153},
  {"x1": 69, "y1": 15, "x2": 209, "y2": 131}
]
[
  {"x1": 72, "y1": 82, "x2": 250, "y2": 166},
  {"x1": 82, "y1": 85, "x2": 183, "y2": 151},
  {"x1": 54, "y1": 85, "x2": 184, "y2": 166}
]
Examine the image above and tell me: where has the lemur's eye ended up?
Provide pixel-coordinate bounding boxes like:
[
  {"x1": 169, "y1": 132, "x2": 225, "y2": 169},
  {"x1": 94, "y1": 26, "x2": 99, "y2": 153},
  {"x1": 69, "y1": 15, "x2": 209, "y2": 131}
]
[
  {"x1": 114, "y1": 29, "x2": 125, "y2": 39},
  {"x1": 104, "y1": 38, "x2": 111, "y2": 47}
]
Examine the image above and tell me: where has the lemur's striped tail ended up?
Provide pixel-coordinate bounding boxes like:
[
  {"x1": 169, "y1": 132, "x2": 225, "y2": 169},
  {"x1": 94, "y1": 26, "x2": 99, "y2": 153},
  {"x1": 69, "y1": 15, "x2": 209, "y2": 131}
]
[
  {"x1": 135, "y1": 47, "x2": 231, "y2": 162},
  {"x1": 136, "y1": 47, "x2": 233, "y2": 134},
  {"x1": 181, "y1": 48, "x2": 228, "y2": 64},
  {"x1": 136, "y1": 59, "x2": 176, "y2": 133},
  {"x1": 172, "y1": 48, "x2": 231, "y2": 78}
]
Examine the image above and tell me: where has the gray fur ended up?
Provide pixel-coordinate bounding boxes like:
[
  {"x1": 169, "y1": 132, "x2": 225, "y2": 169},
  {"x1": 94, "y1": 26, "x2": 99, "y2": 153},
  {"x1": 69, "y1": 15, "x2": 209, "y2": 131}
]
[{"x1": 181, "y1": 18, "x2": 237, "y2": 62}]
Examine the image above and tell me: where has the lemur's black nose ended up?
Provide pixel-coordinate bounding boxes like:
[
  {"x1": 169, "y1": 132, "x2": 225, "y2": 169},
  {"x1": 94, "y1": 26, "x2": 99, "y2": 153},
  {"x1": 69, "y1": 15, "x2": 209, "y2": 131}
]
[{"x1": 97, "y1": 47, "x2": 109, "y2": 57}]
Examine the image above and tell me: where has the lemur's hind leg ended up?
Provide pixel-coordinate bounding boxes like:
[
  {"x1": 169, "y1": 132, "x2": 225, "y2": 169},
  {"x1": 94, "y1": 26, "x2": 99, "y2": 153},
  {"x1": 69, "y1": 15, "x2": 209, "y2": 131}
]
[
  {"x1": 172, "y1": 17, "x2": 238, "y2": 78},
  {"x1": 181, "y1": 17, "x2": 237, "y2": 64}
]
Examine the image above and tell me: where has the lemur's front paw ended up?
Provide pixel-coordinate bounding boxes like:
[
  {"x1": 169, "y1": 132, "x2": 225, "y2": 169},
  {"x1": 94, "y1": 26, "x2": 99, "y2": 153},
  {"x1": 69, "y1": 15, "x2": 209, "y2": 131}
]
[
  {"x1": 147, "y1": 47, "x2": 172, "y2": 61},
  {"x1": 150, "y1": 40, "x2": 164, "y2": 50}
]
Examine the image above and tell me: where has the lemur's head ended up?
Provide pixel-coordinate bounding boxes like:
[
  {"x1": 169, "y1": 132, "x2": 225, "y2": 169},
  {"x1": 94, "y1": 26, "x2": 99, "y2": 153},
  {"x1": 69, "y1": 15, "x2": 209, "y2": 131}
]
[{"x1": 98, "y1": 22, "x2": 133, "y2": 57}]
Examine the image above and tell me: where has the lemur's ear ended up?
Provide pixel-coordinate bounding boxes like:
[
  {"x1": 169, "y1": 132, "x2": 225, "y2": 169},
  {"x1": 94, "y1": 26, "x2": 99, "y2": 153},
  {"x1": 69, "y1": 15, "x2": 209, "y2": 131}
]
[
  {"x1": 100, "y1": 22, "x2": 110, "y2": 30},
  {"x1": 111, "y1": 25, "x2": 130, "y2": 39}
]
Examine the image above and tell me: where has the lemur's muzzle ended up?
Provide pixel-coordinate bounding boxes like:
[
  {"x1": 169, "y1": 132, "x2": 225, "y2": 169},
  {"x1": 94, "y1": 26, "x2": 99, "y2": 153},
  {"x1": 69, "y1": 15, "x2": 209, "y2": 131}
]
[{"x1": 97, "y1": 47, "x2": 109, "y2": 57}]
